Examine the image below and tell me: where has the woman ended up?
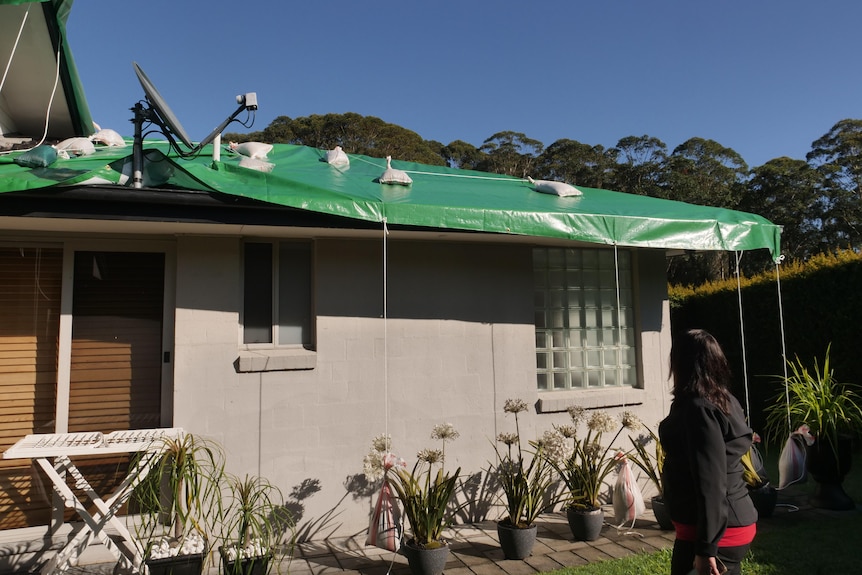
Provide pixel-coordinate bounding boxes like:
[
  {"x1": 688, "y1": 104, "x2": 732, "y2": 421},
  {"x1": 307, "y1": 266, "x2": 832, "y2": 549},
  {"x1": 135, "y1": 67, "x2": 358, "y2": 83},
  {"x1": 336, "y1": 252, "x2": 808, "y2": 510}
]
[{"x1": 659, "y1": 329, "x2": 757, "y2": 575}]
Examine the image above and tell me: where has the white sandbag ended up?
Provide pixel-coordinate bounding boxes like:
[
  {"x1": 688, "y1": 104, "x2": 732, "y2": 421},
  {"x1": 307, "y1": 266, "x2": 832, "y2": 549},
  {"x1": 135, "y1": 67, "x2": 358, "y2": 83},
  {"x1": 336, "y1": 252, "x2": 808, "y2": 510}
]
[
  {"x1": 528, "y1": 176, "x2": 582, "y2": 197},
  {"x1": 90, "y1": 128, "x2": 126, "y2": 147},
  {"x1": 55, "y1": 137, "x2": 95, "y2": 157},
  {"x1": 778, "y1": 425, "x2": 813, "y2": 490},
  {"x1": 379, "y1": 156, "x2": 412, "y2": 185},
  {"x1": 229, "y1": 141, "x2": 272, "y2": 159},
  {"x1": 238, "y1": 156, "x2": 274, "y2": 173},
  {"x1": 325, "y1": 145, "x2": 350, "y2": 166}
]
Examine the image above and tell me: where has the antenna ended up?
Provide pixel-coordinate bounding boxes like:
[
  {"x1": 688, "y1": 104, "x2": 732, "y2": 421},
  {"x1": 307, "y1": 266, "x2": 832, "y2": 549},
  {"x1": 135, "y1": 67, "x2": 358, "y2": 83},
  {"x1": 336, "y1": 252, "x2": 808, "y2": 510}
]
[{"x1": 130, "y1": 62, "x2": 258, "y2": 188}]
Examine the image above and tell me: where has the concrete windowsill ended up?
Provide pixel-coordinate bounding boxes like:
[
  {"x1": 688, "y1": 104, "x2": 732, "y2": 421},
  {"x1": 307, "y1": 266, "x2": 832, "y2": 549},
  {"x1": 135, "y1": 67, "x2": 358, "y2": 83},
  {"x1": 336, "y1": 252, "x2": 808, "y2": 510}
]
[
  {"x1": 235, "y1": 348, "x2": 316, "y2": 372},
  {"x1": 537, "y1": 387, "x2": 645, "y2": 413}
]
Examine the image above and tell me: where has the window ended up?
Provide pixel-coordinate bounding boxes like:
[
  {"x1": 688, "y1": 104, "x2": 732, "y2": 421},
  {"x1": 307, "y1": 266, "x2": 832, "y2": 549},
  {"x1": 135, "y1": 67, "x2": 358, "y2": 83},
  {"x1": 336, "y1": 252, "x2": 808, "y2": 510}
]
[
  {"x1": 534, "y1": 247, "x2": 636, "y2": 390},
  {"x1": 243, "y1": 241, "x2": 313, "y2": 347}
]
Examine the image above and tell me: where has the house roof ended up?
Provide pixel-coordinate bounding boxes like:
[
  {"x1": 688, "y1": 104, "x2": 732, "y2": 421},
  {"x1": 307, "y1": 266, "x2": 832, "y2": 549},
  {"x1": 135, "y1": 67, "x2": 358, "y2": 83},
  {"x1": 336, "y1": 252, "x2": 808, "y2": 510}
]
[
  {"x1": 0, "y1": 0, "x2": 94, "y2": 140},
  {"x1": 0, "y1": 141, "x2": 782, "y2": 259}
]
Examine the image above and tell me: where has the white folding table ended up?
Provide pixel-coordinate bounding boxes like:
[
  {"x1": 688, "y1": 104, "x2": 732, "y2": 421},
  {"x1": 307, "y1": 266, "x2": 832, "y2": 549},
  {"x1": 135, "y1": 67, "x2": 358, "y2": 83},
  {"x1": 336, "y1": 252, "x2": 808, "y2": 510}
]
[{"x1": 3, "y1": 428, "x2": 182, "y2": 575}]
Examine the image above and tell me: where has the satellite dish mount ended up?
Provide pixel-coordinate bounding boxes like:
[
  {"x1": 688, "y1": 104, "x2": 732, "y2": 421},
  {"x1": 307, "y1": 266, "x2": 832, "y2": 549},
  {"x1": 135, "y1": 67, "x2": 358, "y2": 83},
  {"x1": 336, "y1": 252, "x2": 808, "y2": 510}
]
[{"x1": 130, "y1": 62, "x2": 258, "y2": 188}]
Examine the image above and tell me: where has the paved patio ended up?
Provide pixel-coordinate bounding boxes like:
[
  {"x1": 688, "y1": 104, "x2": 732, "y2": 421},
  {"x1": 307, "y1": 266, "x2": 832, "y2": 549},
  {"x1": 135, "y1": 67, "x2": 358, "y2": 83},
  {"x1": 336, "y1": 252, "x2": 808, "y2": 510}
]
[{"x1": 18, "y1": 487, "x2": 859, "y2": 575}]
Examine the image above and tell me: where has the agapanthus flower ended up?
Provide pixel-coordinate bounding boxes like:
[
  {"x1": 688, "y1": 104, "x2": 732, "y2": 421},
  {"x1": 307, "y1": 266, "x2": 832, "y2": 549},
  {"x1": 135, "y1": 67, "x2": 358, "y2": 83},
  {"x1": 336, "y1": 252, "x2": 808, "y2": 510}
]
[
  {"x1": 431, "y1": 422, "x2": 460, "y2": 442},
  {"x1": 417, "y1": 448, "x2": 444, "y2": 465},
  {"x1": 555, "y1": 424, "x2": 578, "y2": 439},
  {"x1": 536, "y1": 429, "x2": 570, "y2": 465},
  {"x1": 567, "y1": 405, "x2": 586, "y2": 426},
  {"x1": 619, "y1": 411, "x2": 642, "y2": 431},
  {"x1": 363, "y1": 450, "x2": 387, "y2": 481},
  {"x1": 587, "y1": 411, "x2": 617, "y2": 434},
  {"x1": 370, "y1": 433, "x2": 393, "y2": 453},
  {"x1": 503, "y1": 398, "x2": 529, "y2": 414},
  {"x1": 496, "y1": 432, "x2": 519, "y2": 446},
  {"x1": 582, "y1": 441, "x2": 602, "y2": 461}
]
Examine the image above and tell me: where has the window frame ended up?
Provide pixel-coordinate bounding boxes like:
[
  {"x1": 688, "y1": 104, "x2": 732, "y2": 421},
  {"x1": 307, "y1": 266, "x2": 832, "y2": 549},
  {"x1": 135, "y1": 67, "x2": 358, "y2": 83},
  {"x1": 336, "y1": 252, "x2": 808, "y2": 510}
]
[
  {"x1": 533, "y1": 246, "x2": 639, "y2": 393},
  {"x1": 238, "y1": 240, "x2": 316, "y2": 372}
]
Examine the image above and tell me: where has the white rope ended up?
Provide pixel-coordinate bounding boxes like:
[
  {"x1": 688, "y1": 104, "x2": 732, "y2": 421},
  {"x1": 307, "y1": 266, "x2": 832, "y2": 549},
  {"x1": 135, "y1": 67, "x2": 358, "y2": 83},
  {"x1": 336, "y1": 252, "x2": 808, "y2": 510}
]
[
  {"x1": 351, "y1": 155, "x2": 524, "y2": 183},
  {"x1": 383, "y1": 218, "x2": 390, "y2": 439},
  {"x1": 613, "y1": 244, "x2": 626, "y2": 405},
  {"x1": 734, "y1": 251, "x2": 751, "y2": 420},
  {"x1": 774, "y1": 255, "x2": 790, "y2": 433},
  {"x1": 0, "y1": 4, "x2": 30, "y2": 97}
]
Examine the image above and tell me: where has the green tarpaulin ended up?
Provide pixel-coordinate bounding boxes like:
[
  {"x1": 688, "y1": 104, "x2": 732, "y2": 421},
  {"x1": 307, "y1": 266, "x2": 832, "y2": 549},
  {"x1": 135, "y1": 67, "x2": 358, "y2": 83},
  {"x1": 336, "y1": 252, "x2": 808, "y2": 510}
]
[{"x1": 0, "y1": 141, "x2": 781, "y2": 259}]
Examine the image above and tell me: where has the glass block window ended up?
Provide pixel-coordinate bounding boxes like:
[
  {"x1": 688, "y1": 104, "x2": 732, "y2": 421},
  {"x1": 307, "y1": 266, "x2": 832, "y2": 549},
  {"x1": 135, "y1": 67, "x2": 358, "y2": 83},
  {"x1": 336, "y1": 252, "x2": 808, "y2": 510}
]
[{"x1": 534, "y1": 247, "x2": 637, "y2": 391}]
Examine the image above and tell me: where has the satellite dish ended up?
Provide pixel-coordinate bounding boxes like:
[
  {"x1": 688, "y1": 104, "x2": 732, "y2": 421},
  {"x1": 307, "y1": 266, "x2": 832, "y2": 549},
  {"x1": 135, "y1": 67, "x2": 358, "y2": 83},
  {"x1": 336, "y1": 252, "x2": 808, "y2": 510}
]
[
  {"x1": 133, "y1": 62, "x2": 194, "y2": 148},
  {"x1": 129, "y1": 61, "x2": 258, "y2": 187}
]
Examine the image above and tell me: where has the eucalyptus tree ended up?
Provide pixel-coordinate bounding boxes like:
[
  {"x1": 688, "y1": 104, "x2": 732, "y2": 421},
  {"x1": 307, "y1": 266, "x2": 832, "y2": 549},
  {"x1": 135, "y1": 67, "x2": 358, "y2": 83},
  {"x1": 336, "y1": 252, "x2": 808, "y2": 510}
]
[
  {"x1": 441, "y1": 139, "x2": 485, "y2": 170},
  {"x1": 535, "y1": 138, "x2": 617, "y2": 189},
  {"x1": 664, "y1": 137, "x2": 749, "y2": 208},
  {"x1": 806, "y1": 119, "x2": 862, "y2": 250},
  {"x1": 478, "y1": 131, "x2": 543, "y2": 178},
  {"x1": 611, "y1": 135, "x2": 669, "y2": 197},
  {"x1": 664, "y1": 138, "x2": 749, "y2": 284},
  {"x1": 742, "y1": 157, "x2": 826, "y2": 270}
]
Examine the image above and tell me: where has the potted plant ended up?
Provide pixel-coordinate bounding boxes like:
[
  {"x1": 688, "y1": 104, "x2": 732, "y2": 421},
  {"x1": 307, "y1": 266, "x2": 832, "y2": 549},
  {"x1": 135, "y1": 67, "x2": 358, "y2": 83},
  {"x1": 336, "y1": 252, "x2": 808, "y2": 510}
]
[
  {"x1": 132, "y1": 432, "x2": 225, "y2": 575},
  {"x1": 545, "y1": 407, "x2": 640, "y2": 541},
  {"x1": 765, "y1": 346, "x2": 862, "y2": 510},
  {"x1": 491, "y1": 398, "x2": 556, "y2": 559},
  {"x1": 387, "y1": 423, "x2": 462, "y2": 575},
  {"x1": 628, "y1": 425, "x2": 672, "y2": 530},
  {"x1": 740, "y1": 436, "x2": 777, "y2": 518},
  {"x1": 218, "y1": 474, "x2": 292, "y2": 575}
]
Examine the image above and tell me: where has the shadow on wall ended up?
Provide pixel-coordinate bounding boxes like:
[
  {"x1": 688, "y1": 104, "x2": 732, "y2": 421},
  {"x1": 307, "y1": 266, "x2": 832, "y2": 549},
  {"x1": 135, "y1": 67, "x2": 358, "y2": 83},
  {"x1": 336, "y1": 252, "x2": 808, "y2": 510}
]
[
  {"x1": 284, "y1": 474, "x2": 380, "y2": 543},
  {"x1": 455, "y1": 470, "x2": 501, "y2": 524}
]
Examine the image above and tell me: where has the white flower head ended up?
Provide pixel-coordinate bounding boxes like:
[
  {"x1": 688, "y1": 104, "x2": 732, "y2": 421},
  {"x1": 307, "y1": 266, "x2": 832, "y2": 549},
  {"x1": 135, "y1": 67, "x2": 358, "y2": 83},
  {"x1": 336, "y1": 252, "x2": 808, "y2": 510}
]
[
  {"x1": 417, "y1": 448, "x2": 444, "y2": 465},
  {"x1": 587, "y1": 411, "x2": 617, "y2": 434},
  {"x1": 370, "y1": 433, "x2": 393, "y2": 453},
  {"x1": 497, "y1": 432, "x2": 519, "y2": 446},
  {"x1": 555, "y1": 423, "x2": 578, "y2": 439},
  {"x1": 503, "y1": 398, "x2": 529, "y2": 414},
  {"x1": 536, "y1": 429, "x2": 571, "y2": 465},
  {"x1": 567, "y1": 405, "x2": 587, "y2": 426},
  {"x1": 431, "y1": 422, "x2": 460, "y2": 442},
  {"x1": 620, "y1": 411, "x2": 642, "y2": 431},
  {"x1": 363, "y1": 450, "x2": 386, "y2": 481}
]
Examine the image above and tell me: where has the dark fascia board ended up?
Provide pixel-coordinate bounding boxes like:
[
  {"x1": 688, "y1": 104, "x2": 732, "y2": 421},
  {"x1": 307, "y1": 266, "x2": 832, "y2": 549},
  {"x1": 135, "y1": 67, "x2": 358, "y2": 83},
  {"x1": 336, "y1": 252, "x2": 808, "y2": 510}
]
[{"x1": 0, "y1": 184, "x2": 381, "y2": 229}]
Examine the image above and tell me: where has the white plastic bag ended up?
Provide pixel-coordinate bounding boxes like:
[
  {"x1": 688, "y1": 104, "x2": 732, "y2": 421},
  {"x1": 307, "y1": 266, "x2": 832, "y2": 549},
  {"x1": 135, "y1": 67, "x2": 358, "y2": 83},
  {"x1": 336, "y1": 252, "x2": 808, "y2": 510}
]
[{"x1": 613, "y1": 454, "x2": 645, "y2": 526}]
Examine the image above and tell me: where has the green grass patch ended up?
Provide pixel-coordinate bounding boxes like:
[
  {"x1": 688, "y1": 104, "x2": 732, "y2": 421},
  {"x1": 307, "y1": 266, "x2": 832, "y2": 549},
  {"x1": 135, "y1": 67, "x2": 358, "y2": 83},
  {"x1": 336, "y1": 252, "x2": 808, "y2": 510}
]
[{"x1": 542, "y1": 445, "x2": 861, "y2": 575}]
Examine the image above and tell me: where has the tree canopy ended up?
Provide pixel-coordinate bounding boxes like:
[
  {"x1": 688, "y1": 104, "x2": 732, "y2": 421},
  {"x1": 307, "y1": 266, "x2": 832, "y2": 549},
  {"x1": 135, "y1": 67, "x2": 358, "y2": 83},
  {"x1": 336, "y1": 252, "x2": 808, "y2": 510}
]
[{"x1": 225, "y1": 114, "x2": 862, "y2": 285}]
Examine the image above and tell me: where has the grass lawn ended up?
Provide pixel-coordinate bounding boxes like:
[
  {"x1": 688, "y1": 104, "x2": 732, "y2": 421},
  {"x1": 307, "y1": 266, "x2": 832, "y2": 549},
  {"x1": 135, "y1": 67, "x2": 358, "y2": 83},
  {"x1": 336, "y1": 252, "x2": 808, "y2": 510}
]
[{"x1": 543, "y1": 443, "x2": 861, "y2": 574}]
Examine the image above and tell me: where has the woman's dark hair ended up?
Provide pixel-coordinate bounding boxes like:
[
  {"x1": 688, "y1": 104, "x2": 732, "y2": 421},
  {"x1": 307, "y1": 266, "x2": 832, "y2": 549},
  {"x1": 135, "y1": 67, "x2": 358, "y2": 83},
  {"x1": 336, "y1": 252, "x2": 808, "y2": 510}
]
[{"x1": 669, "y1": 328, "x2": 733, "y2": 414}]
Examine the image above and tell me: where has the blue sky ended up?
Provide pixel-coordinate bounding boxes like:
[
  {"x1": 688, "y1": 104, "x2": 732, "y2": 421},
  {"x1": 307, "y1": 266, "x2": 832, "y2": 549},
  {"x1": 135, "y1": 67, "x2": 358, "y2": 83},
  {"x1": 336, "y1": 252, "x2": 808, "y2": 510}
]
[{"x1": 66, "y1": 1, "x2": 862, "y2": 169}]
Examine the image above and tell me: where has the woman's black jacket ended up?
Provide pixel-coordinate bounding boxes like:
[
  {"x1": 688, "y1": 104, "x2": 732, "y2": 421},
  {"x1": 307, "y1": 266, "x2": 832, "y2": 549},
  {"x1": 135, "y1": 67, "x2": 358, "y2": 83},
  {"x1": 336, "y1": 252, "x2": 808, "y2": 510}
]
[{"x1": 659, "y1": 394, "x2": 758, "y2": 557}]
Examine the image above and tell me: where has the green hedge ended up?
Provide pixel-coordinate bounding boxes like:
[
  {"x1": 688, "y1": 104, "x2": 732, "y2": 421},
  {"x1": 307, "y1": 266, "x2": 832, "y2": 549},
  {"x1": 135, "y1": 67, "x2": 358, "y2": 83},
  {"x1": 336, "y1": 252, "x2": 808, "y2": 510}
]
[{"x1": 669, "y1": 250, "x2": 862, "y2": 435}]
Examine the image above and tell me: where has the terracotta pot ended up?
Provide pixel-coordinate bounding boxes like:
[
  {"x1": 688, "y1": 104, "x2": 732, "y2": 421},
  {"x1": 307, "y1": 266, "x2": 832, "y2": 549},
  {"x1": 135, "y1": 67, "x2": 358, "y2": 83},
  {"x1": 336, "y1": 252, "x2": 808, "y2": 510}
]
[
  {"x1": 400, "y1": 539, "x2": 449, "y2": 575},
  {"x1": 650, "y1": 495, "x2": 674, "y2": 530},
  {"x1": 566, "y1": 506, "x2": 604, "y2": 541},
  {"x1": 496, "y1": 521, "x2": 537, "y2": 560}
]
